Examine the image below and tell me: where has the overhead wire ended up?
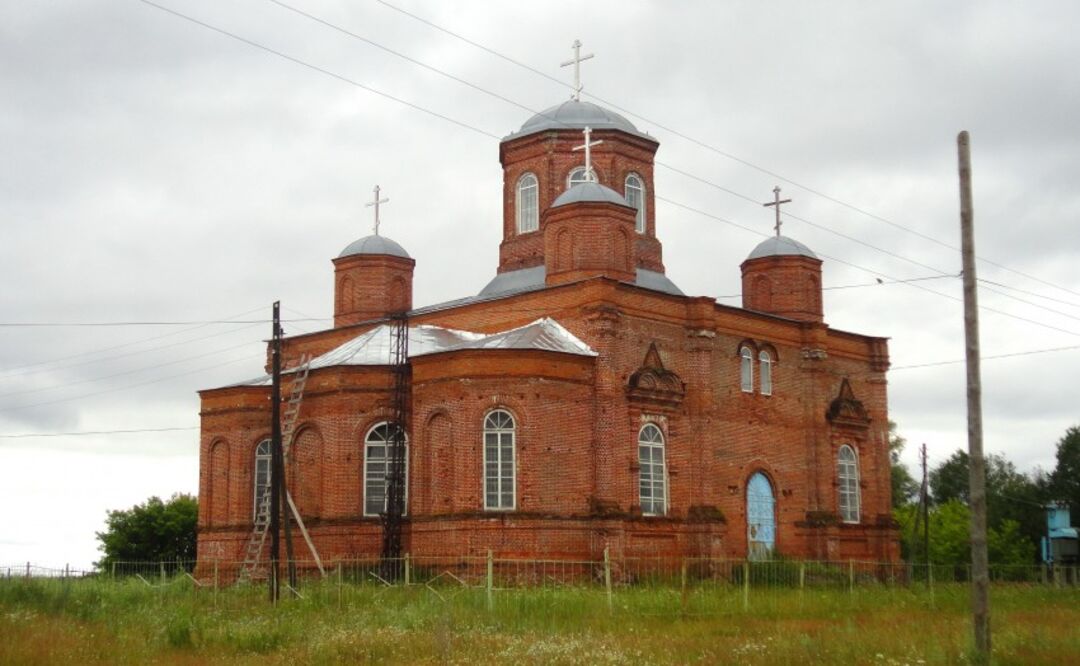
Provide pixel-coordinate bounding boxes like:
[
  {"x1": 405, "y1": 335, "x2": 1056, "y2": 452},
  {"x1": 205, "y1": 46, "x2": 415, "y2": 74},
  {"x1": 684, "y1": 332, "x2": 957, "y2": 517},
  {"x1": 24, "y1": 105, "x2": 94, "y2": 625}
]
[
  {"x1": 0, "y1": 336, "x2": 267, "y2": 400},
  {"x1": 0, "y1": 304, "x2": 267, "y2": 375},
  {"x1": 104, "y1": 0, "x2": 1080, "y2": 420},
  {"x1": 0, "y1": 352, "x2": 265, "y2": 413},
  {"x1": 252, "y1": 0, "x2": 1080, "y2": 332},
  {"x1": 0, "y1": 320, "x2": 265, "y2": 380},
  {"x1": 890, "y1": 344, "x2": 1080, "y2": 370},
  {"x1": 372, "y1": 0, "x2": 1080, "y2": 301},
  {"x1": 0, "y1": 427, "x2": 197, "y2": 440},
  {"x1": 136, "y1": 0, "x2": 499, "y2": 140}
]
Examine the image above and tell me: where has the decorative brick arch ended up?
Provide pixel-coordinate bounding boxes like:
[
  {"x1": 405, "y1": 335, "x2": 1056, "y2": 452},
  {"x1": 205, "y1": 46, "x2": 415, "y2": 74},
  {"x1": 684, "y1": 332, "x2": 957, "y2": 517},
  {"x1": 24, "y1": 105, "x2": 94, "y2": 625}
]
[
  {"x1": 208, "y1": 438, "x2": 230, "y2": 527},
  {"x1": 753, "y1": 274, "x2": 774, "y2": 310},
  {"x1": 425, "y1": 410, "x2": 454, "y2": 514},
  {"x1": 290, "y1": 424, "x2": 323, "y2": 519}
]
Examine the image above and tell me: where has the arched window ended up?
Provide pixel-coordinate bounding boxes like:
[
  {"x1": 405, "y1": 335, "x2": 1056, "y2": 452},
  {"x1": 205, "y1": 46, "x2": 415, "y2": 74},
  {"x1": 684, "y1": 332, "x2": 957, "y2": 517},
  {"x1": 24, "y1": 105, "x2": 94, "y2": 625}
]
[
  {"x1": 484, "y1": 410, "x2": 516, "y2": 510},
  {"x1": 567, "y1": 166, "x2": 596, "y2": 188},
  {"x1": 837, "y1": 445, "x2": 861, "y2": 523},
  {"x1": 638, "y1": 423, "x2": 666, "y2": 516},
  {"x1": 759, "y1": 350, "x2": 773, "y2": 396},
  {"x1": 747, "y1": 472, "x2": 776, "y2": 560},
  {"x1": 364, "y1": 422, "x2": 408, "y2": 517},
  {"x1": 740, "y1": 346, "x2": 754, "y2": 393},
  {"x1": 253, "y1": 439, "x2": 271, "y2": 521},
  {"x1": 625, "y1": 173, "x2": 646, "y2": 233},
  {"x1": 515, "y1": 172, "x2": 538, "y2": 233}
]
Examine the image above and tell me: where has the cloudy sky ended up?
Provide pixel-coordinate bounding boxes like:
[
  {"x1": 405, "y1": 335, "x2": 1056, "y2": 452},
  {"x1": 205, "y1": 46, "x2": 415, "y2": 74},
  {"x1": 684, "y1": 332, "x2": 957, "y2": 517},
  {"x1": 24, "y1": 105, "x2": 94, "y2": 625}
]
[{"x1": 2, "y1": 0, "x2": 1078, "y2": 569}]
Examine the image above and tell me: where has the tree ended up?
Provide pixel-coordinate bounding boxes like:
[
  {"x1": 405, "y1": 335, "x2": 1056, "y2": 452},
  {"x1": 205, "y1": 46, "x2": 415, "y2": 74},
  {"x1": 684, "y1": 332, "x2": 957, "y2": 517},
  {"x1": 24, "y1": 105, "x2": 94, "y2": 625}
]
[
  {"x1": 95, "y1": 493, "x2": 198, "y2": 570},
  {"x1": 895, "y1": 500, "x2": 1035, "y2": 567},
  {"x1": 888, "y1": 421, "x2": 919, "y2": 508},
  {"x1": 1049, "y1": 425, "x2": 1080, "y2": 519},
  {"x1": 929, "y1": 449, "x2": 1045, "y2": 561}
]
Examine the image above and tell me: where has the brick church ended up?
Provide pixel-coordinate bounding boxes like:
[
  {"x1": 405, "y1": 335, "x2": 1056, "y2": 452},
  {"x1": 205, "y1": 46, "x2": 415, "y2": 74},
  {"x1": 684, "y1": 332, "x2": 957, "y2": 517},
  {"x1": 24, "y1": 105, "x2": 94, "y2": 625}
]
[{"x1": 196, "y1": 92, "x2": 899, "y2": 567}]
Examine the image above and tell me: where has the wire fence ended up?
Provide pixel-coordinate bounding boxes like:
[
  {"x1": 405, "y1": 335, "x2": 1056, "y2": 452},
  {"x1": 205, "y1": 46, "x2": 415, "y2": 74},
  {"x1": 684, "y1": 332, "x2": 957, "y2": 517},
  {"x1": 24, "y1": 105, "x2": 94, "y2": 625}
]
[{"x1": 3, "y1": 556, "x2": 1078, "y2": 615}]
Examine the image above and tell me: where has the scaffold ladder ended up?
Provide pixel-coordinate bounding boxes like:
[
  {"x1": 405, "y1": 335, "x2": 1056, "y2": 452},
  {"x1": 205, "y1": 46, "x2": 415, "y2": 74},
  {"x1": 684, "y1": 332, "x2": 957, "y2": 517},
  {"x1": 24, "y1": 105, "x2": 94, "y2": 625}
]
[{"x1": 238, "y1": 354, "x2": 323, "y2": 583}]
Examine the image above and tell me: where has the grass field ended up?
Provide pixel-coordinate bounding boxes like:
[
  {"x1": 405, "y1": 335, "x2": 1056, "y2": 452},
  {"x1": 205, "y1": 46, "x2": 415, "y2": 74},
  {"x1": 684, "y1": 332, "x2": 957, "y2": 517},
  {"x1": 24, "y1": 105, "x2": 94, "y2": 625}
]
[{"x1": 1, "y1": 576, "x2": 1078, "y2": 664}]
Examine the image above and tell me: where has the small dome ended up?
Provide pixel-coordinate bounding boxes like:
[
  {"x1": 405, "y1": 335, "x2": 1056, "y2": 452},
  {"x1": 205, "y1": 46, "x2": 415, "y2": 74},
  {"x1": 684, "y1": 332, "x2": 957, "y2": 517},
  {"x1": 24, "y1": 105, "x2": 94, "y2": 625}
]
[
  {"x1": 338, "y1": 235, "x2": 411, "y2": 259},
  {"x1": 552, "y1": 182, "x2": 632, "y2": 208},
  {"x1": 507, "y1": 100, "x2": 649, "y2": 141},
  {"x1": 746, "y1": 236, "x2": 818, "y2": 261}
]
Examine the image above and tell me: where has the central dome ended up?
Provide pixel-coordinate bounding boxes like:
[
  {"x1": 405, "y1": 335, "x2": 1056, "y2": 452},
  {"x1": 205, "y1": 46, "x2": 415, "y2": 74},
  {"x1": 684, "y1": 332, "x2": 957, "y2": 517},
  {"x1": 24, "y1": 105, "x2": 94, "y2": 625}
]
[{"x1": 506, "y1": 100, "x2": 649, "y2": 140}]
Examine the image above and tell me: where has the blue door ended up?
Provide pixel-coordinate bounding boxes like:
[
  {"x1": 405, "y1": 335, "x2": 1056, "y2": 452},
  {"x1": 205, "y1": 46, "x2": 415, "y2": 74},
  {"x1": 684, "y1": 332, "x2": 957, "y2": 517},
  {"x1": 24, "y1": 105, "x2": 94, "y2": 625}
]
[{"x1": 747, "y1": 472, "x2": 776, "y2": 560}]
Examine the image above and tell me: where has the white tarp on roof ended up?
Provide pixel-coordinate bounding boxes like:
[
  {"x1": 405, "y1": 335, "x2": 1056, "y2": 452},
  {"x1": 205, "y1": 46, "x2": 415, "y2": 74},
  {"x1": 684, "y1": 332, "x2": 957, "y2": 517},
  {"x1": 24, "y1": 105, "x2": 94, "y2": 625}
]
[{"x1": 229, "y1": 318, "x2": 594, "y2": 387}]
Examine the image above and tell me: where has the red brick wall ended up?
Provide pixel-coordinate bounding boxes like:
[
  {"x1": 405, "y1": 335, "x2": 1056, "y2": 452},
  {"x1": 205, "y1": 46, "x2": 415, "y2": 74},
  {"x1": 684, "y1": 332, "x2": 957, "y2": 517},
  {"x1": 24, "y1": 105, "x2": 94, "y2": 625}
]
[
  {"x1": 543, "y1": 200, "x2": 637, "y2": 285},
  {"x1": 741, "y1": 255, "x2": 824, "y2": 323},
  {"x1": 332, "y1": 254, "x2": 414, "y2": 327},
  {"x1": 197, "y1": 274, "x2": 896, "y2": 565},
  {"x1": 497, "y1": 130, "x2": 664, "y2": 274}
]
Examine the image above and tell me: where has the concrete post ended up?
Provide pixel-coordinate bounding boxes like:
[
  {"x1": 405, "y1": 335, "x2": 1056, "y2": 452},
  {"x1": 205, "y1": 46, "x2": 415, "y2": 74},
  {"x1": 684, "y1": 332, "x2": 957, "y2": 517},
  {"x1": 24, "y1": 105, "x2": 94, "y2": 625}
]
[
  {"x1": 742, "y1": 561, "x2": 750, "y2": 611},
  {"x1": 486, "y1": 550, "x2": 494, "y2": 611},
  {"x1": 604, "y1": 547, "x2": 613, "y2": 612}
]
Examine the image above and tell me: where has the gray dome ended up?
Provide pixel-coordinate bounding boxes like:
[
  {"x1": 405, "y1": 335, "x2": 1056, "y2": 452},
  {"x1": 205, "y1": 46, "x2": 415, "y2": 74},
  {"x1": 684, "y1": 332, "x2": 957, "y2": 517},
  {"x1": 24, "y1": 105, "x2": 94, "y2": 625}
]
[
  {"x1": 507, "y1": 100, "x2": 649, "y2": 140},
  {"x1": 552, "y1": 182, "x2": 632, "y2": 208},
  {"x1": 338, "y1": 235, "x2": 411, "y2": 259},
  {"x1": 746, "y1": 236, "x2": 818, "y2": 261}
]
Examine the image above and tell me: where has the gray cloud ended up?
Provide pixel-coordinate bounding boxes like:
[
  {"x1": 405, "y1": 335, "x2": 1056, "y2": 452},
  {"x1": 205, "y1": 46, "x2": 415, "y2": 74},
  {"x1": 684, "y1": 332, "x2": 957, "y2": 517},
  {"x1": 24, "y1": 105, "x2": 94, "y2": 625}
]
[{"x1": 1, "y1": 0, "x2": 1078, "y2": 567}]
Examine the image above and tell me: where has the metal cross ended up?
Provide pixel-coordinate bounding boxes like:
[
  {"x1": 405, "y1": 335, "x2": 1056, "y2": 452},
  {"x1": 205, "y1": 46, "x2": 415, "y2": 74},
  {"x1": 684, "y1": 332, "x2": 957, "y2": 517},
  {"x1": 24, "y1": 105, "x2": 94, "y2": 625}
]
[
  {"x1": 762, "y1": 186, "x2": 792, "y2": 237},
  {"x1": 560, "y1": 39, "x2": 594, "y2": 101},
  {"x1": 571, "y1": 126, "x2": 603, "y2": 182},
  {"x1": 366, "y1": 184, "x2": 389, "y2": 236}
]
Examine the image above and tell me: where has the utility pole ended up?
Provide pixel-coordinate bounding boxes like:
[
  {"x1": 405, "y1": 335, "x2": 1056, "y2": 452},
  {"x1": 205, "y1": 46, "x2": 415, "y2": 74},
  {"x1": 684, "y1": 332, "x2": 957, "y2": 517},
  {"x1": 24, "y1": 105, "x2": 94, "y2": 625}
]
[
  {"x1": 921, "y1": 443, "x2": 929, "y2": 572},
  {"x1": 958, "y1": 130, "x2": 990, "y2": 659},
  {"x1": 268, "y1": 301, "x2": 282, "y2": 603}
]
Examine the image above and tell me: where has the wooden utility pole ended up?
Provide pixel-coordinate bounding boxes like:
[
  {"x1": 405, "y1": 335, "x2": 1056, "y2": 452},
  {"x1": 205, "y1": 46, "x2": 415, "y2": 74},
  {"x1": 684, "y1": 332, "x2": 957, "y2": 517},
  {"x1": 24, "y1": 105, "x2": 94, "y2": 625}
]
[
  {"x1": 269, "y1": 301, "x2": 282, "y2": 603},
  {"x1": 921, "y1": 443, "x2": 930, "y2": 572},
  {"x1": 958, "y1": 131, "x2": 990, "y2": 658}
]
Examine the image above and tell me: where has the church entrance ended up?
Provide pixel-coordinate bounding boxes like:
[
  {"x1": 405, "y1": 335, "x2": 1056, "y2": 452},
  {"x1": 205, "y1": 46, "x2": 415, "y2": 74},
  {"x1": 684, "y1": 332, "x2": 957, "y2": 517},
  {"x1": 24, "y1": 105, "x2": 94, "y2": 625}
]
[{"x1": 747, "y1": 472, "x2": 776, "y2": 560}]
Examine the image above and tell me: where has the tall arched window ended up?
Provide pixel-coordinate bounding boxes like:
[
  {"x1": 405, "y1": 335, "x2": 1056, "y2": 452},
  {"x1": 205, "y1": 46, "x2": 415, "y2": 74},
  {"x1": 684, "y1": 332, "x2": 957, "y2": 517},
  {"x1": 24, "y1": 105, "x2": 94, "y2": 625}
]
[
  {"x1": 747, "y1": 472, "x2": 776, "y2": 560},
  {"x1": 638, "y1": 423, "x2": 666, "y2": 516},
  {"x1": 740, "y1": 346, "x2": 754, "y2": 393},
  {"x1": 567, "y1": 166, "x2": 596, "y2": 188},
  {"x1": 625, "y1": 173, "x2": 646, "y2": 233},
  {"x1": 364, "y1": 422, "x2": 408, "y2": 517},
  {"x1": 837, "y1": 445, "x2": 861, "y2": 523},
  {"x1": 515, "y1": 172, "x2": 538, "y2": 233},
  {"x1": 759, "y1": 350, "x2": 773, "y2": 396},
  {"x1": 484, "y1": 410, "x2": 516, "y2": 510},
  {"x1": 253, "y1": 439, "x2": 271, "y2": 521}
]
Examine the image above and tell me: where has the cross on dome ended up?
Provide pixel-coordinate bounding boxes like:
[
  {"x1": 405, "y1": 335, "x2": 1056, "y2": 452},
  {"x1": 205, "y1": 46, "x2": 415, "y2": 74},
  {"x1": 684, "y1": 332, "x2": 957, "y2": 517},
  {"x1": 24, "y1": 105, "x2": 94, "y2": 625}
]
[
  {"x1": 762, "y1": 186, "x2": 792, "y2": 237},
  {"x1": 560, "y1": 39, "x2": 594, "y2": 101},
  {"x1": 366, "y1": 184, "x2": 390, "y2": 236},
  {"x1": 571, "y1": 126, "x2": 603, "y2": 182}
]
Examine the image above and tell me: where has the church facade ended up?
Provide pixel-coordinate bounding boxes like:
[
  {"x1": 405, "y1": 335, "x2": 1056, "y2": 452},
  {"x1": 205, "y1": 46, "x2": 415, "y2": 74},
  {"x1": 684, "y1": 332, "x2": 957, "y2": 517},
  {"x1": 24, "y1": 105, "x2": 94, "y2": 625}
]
[{"x1": 196, "y1": 98, "x2": 899, "y2": 567}]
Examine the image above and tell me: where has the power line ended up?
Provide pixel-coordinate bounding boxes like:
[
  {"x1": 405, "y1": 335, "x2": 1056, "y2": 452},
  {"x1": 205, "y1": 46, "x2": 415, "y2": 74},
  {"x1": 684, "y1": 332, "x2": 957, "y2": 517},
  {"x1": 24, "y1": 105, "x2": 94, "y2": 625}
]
[
  {"x1": 0, "y1": 317, "x2": 328, "y2": 328},
  {"x1": 658, "y1": 196, "x2": 1080, "y2": 338},
  {"x1": 139, "y1": 1, "x2": 1079, "y2": 340},
  {"x1": 136, "y1": 0, "x2": 499, "y2": 140},
  {"x1": 659, "y1": 162, "x2": 1080, "y2": 324},
  {"x1": 0, "y1": 320, "x2": 265, "y2": 380},
  {"x1": 0, "y1": 352, "x2": 264, "y2": 413},
  {"x1": 262, "y1": 0, "x2": 1079, "y2": 328},
  {"x1": 0, "y1": 427, "x2": 197, "y2": 440},
  {"x1": 891, "y1": 344, "x2": 1080, "y2": 370},
  {"x1": 714, "y1": 274, "x2": 956, "y2": 299},
  {"x1": 373, "y1": 0, "x2": 1080, "y2": 301},
  {"x1": 0, "y1": 336, "x2": 265, "y2": 400},
  {"x1": 0, "y1": 304, "x2": 268, "y2": 375}
]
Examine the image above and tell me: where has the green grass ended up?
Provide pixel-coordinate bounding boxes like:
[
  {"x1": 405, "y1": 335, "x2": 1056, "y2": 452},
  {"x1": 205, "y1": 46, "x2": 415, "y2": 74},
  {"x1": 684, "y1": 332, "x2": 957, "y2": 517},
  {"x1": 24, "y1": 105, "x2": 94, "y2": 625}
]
[{"x1": 1, "y1": 576, "x2": 1078, "y2": 664}]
